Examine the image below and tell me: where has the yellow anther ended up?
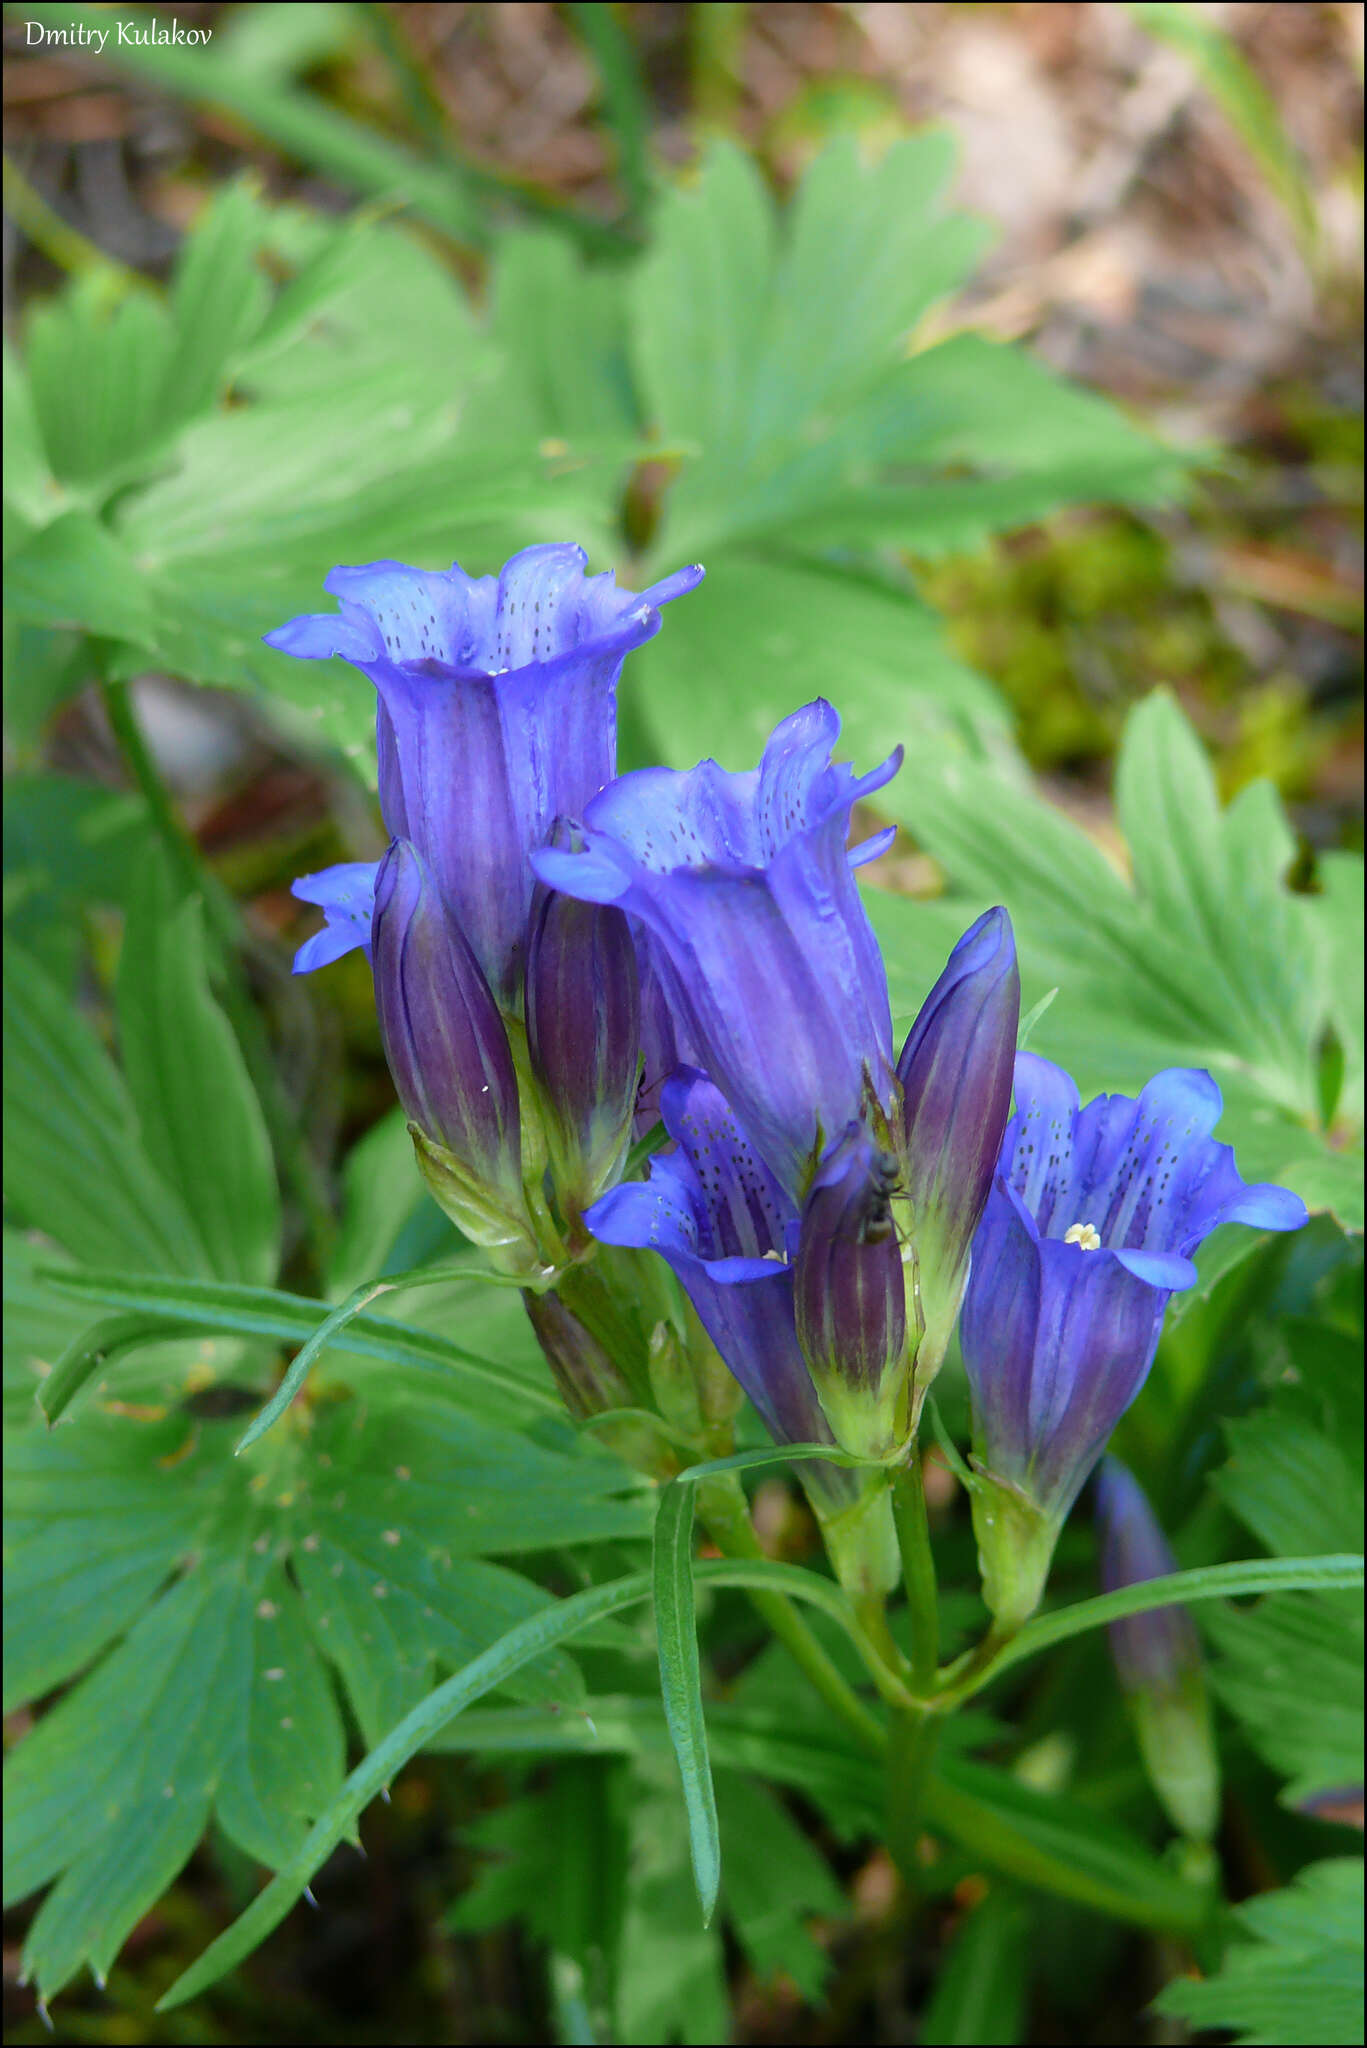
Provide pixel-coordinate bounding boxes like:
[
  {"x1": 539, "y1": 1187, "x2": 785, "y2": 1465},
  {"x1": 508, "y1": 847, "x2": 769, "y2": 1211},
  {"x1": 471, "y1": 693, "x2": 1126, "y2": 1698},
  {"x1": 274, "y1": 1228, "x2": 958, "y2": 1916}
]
[{"x1": 1064, "y1": 1222, "x2": 1102, "y2": 1251}]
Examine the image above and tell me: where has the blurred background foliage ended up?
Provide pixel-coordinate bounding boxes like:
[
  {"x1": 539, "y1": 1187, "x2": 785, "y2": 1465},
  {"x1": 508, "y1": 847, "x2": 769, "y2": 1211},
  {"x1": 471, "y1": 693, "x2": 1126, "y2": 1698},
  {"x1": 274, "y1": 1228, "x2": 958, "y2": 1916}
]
[{"x1": 2, "y1": 3, "x2": 1362, "y2": 2043}]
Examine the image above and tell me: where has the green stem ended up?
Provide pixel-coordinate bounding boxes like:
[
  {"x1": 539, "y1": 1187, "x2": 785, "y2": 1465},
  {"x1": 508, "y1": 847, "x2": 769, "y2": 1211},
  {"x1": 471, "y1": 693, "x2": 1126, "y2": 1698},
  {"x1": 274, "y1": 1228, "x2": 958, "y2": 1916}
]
[
  {"x1": 891, "y1": 1454, "x2": 939, "y2": 1693},
  {"x1": 98, "y1": 673, "x2": 336, "y2": 1272},
  {"x1": 696, "y1": 1475, "x2": 888, "y2": 1759},
  {"x1": 886, "y1": 1706, "x2": 941, "y2": 1886}
]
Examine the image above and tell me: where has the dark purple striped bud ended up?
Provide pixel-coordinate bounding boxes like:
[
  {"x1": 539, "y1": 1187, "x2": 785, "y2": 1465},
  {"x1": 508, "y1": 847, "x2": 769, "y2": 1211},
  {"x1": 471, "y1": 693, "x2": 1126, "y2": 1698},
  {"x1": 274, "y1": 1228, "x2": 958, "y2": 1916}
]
[
  {"x1": 794, "y1": 1123, "x2": 911, "y2": 1462},
  {"x1": 525, "y1": 859, "x2": 641, "y2": 1215},
  {"x1": 896, "y1": 907, "x2": 1019, "y2": 1392},
  {"x1": 372, "y1": 838, "x2": 531, "y2": 1253},
  {"x1": 522, "y1": 1288, "x2": 635, "y2": 1422}
]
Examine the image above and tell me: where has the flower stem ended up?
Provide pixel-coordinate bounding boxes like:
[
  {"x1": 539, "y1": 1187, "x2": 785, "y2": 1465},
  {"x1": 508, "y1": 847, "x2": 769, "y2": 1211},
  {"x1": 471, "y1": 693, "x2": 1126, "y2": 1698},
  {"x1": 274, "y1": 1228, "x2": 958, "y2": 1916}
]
[
  {"x1": 886, "y1": 1705, "x2": 941, "y2": 1887},
  {"x1": 696, "y1": 1474, "x2": 888, "y2": 1759},
  {"x1": 891, "y1": 1453, "x2": 939, "y2": 1694}
]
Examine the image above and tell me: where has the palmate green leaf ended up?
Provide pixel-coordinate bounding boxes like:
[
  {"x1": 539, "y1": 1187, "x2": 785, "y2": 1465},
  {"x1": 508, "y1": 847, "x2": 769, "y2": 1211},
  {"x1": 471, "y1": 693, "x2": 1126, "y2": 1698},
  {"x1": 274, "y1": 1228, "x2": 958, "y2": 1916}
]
[
  {"x1": 116, "y1": 860, "x2": 280, "y2": 1288},
  {"x1": 2, "y1": 774, "x2": 153, "y2": 989},
  {"x1": 3, "y1": 943, "x2": 207, "y2": 1276},
  {"x1": 486, "y1": 230, "x2": 640, "y2": 443},
  {"x1": 617, "y1": 1758, "x2": 730, "y2": 2048},
  {"x1": 2, "y1": 1234, "x2": 92, "y2": 1428},
  {"x1": 1156, "y1": 1859, "x2": 1364, "y2": 2047},
  {"x1": 162, "y1": 1550, "x2": 1266, "y2": 2010},
  {"x1": 625, "y1": 553, "x2": 1011, "y2": 774},
  {"x1": 881, "y1": 690, "x2": 1362, "y2": 1232},
  {"x1": 445, "y1": 1756, "x2": 630, "y2": 2039},
  {"x1": 22, "y1": 182, "x2": 270, "y2": 493},
  {"x1": 5, "y1": 204, "x2": 622, "y2": 743},
  {"x1": 1203, "y1": 1314, "x2": 1364, "y2": 1808},
  {"x1": 715, "y1": 1773, "x2": 846, "y2": 2003},
  {"x1": 5, "y1": 1376, "x2": 648, "y2": 1997}
]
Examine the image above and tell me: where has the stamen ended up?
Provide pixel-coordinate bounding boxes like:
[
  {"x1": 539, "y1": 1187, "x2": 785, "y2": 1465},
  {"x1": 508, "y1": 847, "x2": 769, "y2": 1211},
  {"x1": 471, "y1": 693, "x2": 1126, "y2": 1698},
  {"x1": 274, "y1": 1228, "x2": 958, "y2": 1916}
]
[{"x1": 1064, "y1": 1222, "x2": 1102, "y2": 1250}]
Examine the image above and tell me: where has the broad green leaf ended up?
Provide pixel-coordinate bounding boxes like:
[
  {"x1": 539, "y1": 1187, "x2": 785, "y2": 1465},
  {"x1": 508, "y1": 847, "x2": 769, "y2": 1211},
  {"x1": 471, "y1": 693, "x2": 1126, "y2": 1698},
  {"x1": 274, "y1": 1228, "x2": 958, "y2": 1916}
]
[
  {"x1": 487, "y1": 229, "x2": 640, "y2": 442},
  {"x1": 617, "y1": 1758, "x2": 730, "y2": 2048},
  {"x1": 3, "y1": 943, "x2": 207, "y2": 1275},
  {"x1": 5, "y1": 1380, "x2": 645, "y2": 1996},
  {"x1": 625, "y1": 553, "x2": 1010, "y2": 774},
  {"x1": 1203, "y1": 1313, "x2": 1364, "y2": 1807},
  {"x1": 158, "y1": 180, "x2": 271, "y2": 425},
  {"x1": 714, "y1": 1773, "x2": 846, "y2": 2002},
  {"x1": 324, "y1": 1107, "x2": 434, "y2": 1299},
  {"x1": 919, "y1": 1887, "x2": 1031, "y2": 2046},
  {"x1": 23, "y1": 277, "x2": 173, "y2": 487},
  {"x1": 2, "y1": 1234, "x2": 92, "y2": 1427},
  {"x1": 1156, "y1": 1859, "x2": 1363, "y2": 2046},
  {"x1": 1202, "y1": 1596, "x2": 1364, "y2": 1808},
  {"x1": 652, "y1": 1482, "x2": 720, "y2": 1924},
  {"x1": 892, "y1": 691, "x2": 1361, "y2": 1229},
  {"x1": 445, "y1": 1758, "x2": 629, "y2": 2039},
  {"x1": 3, "y1": 511, "x2": 159, "y2": 644},
  {"x1": 116, "y1": 861, "x2": 281, "y2": 1287}
]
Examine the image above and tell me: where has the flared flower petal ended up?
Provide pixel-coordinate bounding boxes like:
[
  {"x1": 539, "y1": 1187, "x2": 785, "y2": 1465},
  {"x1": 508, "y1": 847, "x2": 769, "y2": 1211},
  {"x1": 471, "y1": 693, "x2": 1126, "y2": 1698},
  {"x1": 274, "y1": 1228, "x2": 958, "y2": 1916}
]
[
  {"x1": 271, "y1": 545, "x2": 702, "y2": 1003},
  {"x1": 535, "y1": 701, "x2": 899, "y2": 1197},
  {"x1": 961, "y1": 1051, "x2": 1307, "y2": 1626},
  {"x1": 290, "y1": 862, "x2": 379, "y2": 974}
]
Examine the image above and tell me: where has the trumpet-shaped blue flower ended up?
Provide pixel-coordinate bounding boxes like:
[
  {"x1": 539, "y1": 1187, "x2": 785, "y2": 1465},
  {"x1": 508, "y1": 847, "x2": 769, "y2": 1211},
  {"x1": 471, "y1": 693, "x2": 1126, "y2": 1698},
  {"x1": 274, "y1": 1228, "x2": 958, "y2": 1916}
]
[
  {"x1": 1096, "y1": 1458, "x2": 1219, "y2": 1842},
  {"x1": 271, "y1": 544, "x2": 702, "y2": 1004},
  {"x1": 586, "y1": 1068, "x2": 828, "y2": 1468},
  {"x1": 587, "y1": 1068, "x2": 898, "y2": 1587},
  {"x1": 533, "y1": 700, "x2": 900, "y2": 1199},
  {"x1": 961, "y1": 1052, "x2": 1308, "y2": 1627}
]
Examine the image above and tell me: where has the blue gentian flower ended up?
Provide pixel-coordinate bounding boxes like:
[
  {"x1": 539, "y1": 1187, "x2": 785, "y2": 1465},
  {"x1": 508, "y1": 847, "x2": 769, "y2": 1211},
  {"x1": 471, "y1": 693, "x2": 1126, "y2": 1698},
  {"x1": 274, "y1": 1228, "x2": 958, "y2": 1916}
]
[
  {"x1": 532, "y1": 700, "x2": 901, "y2": 1201},
  {"x1": 271, "y1": 544, "x2": 702, "y2": 1004},
  {"x1": 587, "y1": 1069, "x2": 895, "y2": 1584},
  {"x1": 1096, "y1": 1458, "x2": 1218, "y2": 1842},
  {"x1": 961, "y1": 1052, "x2": 1308, "y2": 1627}
]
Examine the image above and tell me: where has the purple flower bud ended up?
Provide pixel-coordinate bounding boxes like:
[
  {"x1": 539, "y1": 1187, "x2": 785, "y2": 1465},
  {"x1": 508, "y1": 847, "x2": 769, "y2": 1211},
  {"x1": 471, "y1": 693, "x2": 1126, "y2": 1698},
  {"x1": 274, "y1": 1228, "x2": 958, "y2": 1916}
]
[
  {"x1": 521, "y1": 1287, "x2": 635, "y2": 1422},
  {"x1": 962, "y1": 1053, "x2": 1308, "y2": 1628},
  {"x1": 896, "y1": 908, "x2": 1019, "y2": 1393},
  {"x1": 1096, "y1": 1459, "x2": 1219, "y2": 1841},
  {"x1": 794, "y1": 1123, "x2": 911, "y2": 1462},
  {"x1": 372, "y1": 838, "x2": 531, "y2": 1252},
  {"x1": 525, "y1": 862, "x2": 641, "y2": 1216}
]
